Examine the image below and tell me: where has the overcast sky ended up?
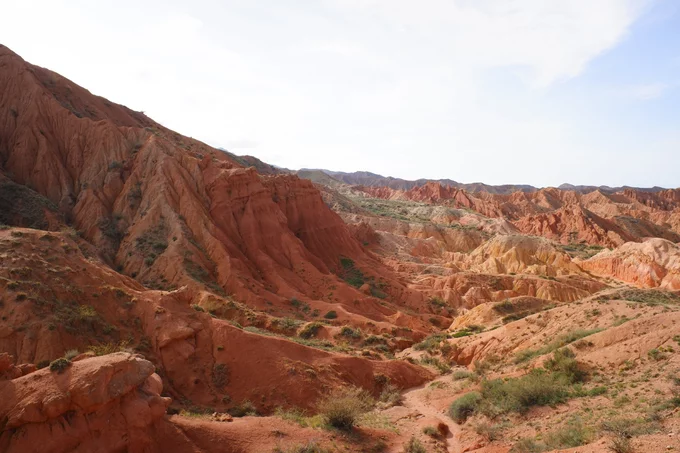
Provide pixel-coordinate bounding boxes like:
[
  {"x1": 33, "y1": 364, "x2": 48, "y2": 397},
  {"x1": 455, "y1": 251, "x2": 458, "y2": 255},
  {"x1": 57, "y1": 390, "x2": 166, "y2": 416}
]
[{"x1": 3, "y1": 0, "x2": 679, "y2": 187}]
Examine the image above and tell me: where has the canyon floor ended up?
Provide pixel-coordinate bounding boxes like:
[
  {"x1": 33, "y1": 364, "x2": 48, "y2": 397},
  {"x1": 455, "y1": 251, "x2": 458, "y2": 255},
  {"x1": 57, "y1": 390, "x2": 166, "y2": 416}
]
[{"x1": 1, "y1": 44, "x2": 679, "y2": 453}]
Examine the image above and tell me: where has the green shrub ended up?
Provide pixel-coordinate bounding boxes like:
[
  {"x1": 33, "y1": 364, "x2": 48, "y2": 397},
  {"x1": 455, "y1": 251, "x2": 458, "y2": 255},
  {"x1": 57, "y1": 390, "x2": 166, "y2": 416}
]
[
  {"x1": 299, "y1": 322, "x2": 323, "y2": 339},
  {"x1": 429, "y1": 297, "x2": 446, "y2": 307},
  {"x1": 648, "y1": 348, "x2": 667, "y2": 361},
  {"x1": 452, "y1": 370, "x2": 477, "y2": 381},
  {"x1": 49, "y1": 358, "x2": 71, "y2": 374},
  {"x1": 449, "y1": 392, "x2": 482, "y2": 423},
  {"x1": 323, "y1": 310, "x2": 338, "y2": 319},
  {"x1": 514, "y1": 329, "x2": 602, "y2": 363},
  {"x1": 338, "y1": 257, "x2": 365, "y2": 287},
  {"x1": 475, "y1": 422, "x2": 506, "y2": 441},
  {"x1": 543, "y1": 348, "x2": 585, "y2": 383},
  {"x1": 227, "y1": 400, "x2": 257, "y2": 417},
  {"x1": 339, "y1": 326, "x2": 362, "y2": 339},
  {"x1": 64, "y1": 349, "x2": 80, "y2": 360},
  {"x1": 414, "y1": 333, "x2": 447, "y2": 352},
  {"x1": 422, "y1": 425, "x2": 439, "y2": 436},
  {"x1": 87, "y1": 341, "x2": 131, "y2": 356},
  {"x1": 420, "y1": 355, "x2": 451, "y2": 374},
  {"x1": 545, "y1": 417, "x2": 591, "y2": 449},
  {"x1": 510, "y1": 438, "x2": 545, "y2": 453},
  {"x1": 601, "y1": 417, "x2": 660, "y2": 438},
  {"x1": 272, "y1": 441, "x2": 330, "y2": 453},
  {"x1": 481, "y1": 370, "x2": 569, "y2": 415},
  {"x1": 378, "y1": 383, "x2": 402, "y2": 407},
  {"x1": 493, "y1": 299, "x2": 515, "y2": 313},
  {"x1": 402, "y1": 437, "x2": 426, "y2": 453},
  {"x1": 609, "y1": 436, "x2": 633, "y2": 453},
  {"x1": 277, "y1": 317, "x2": 303, "y2": 331},
  {"x1": 318, "y1": 386, "x2": 374, "y2": 431}
]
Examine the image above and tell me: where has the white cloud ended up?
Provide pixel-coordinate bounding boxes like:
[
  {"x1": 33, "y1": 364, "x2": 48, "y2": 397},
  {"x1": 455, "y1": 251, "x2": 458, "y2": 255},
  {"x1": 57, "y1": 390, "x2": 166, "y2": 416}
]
[
  {"x1": 326, "y1": 0, "x2": 650, "y2": 87},
  {"x1": 625, "y1": 82, "x2": 669, "y2": 100},
  {"x1": 1, "y1": 0, "x2": 671, "y2": 187}
]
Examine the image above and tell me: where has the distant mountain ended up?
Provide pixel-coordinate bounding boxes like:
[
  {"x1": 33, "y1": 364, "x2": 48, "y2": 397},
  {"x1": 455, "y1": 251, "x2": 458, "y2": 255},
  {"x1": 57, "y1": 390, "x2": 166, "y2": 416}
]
[
  {"x1": 558, "y1": 183, "x2": 669, "y2": 194},
  {"x1": 218, "y1": 148, "x2": 288, "y2": 175},
  {"x1": 309, "y1": 170, "x2": 670, "y2": 194},
  {"x1": 295, "y1": 169, "x2": 344, "y2": 188},
  {"x1": 318, "y1": 170, "x2": 537, "y2": 194},
  {"x1": 214, "y1": 161, "x2": 671, "y2": 195}
]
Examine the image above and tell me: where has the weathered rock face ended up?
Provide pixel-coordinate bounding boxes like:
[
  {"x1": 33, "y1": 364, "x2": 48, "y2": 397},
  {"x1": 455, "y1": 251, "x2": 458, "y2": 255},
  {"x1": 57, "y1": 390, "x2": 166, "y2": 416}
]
[
  {"x1": 358, "y1": 183, "x2": 502, "y2": 217},
  {"x1": 580, "y1": 238, "x2": 680, "y2": 289},
  {"x1": 463, "y1": 234, "x2": 581, "y2": 276},
  {"x1": 444, "y1": 299, "x2": 680, "y2": 367},
  {"x1": 512, "y1": 205, "x2": 632, "y2": 247},
  {"x1": 0, "y1": 228, "x2": 431, "y2": 414},
  {"x1": 0, "y1": 353, "x2": 170, "y2": 453},
  {"x1": 355, "y1": 181, "x2": 680, "y2": 247},
  {"x1": 263, "y1": 174, "x2": 365, "y2": 270},
  {"x1": 3, "y1": 43, "x2": 680, "y2": 453},
  {"x1": 0, "y1": 44, "x2": 422, "y2": 316},
  {"x1": 0, "y1": 45, "x2": 442, "y2": 442}
]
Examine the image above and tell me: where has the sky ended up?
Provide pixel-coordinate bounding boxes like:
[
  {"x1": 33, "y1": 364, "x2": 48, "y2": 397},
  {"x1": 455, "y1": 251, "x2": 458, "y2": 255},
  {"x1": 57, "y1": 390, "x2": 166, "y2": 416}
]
[{"x1": 2, "y1": 0, "x2": 679, "y2": 188}]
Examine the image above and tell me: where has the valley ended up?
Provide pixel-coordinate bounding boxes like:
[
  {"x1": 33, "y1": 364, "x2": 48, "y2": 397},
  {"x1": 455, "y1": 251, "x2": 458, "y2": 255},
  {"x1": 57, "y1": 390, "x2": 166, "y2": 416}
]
[{"x1": 0, "y1": 44, "x2": 679, "y2": 453}]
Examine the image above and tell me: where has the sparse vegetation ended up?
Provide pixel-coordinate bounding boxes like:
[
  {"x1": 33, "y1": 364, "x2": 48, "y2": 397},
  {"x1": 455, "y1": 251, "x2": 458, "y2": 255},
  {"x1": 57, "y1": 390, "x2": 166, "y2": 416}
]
[
  {"x1": 378, "y1": 383, "x2": 402, "y2": 407},
  {"x1": 423, "y1": 425, "x2": 439, "y2": 436},
  {"x1": 298, "y1": 322, "x2": 323, "y2": 339},
  {"x1": 276, "y1": 317, "x2": 303, "y2": 331},
  {"x1": 449, "y1": 391, "x2": 482, "y2": 423},
  {"x1": 54, "y1": 302, "x2": 112, "y2": 336},
  {"x1": 49, "y1": 357, "x2": 71, "y2": 374},
  {"x1": 339, "y1": 257, "x2": 365, "y2": 288},
  {"x1": 452, "y1": 370, "x2": 477, "y2": 381},
  {"x1": 212, "y1": 363, "x2": 229, "y2": 388},
  {"x1": 451, "y1": 349, "x2": 591, "y2": 423},
  {"x1": 402, "y1": 436, "x2": 427, "y2": 453},
  {"x1": 318, "y1": 386, "x2": 375, "y2": 431},
  {"x1": 227, "y1": 400, "x2": 257, "y2": 417},
  {"x1": 429, "y1": 296, "x2": 446, "y2": 308},
  {"x1": 272, "y1": 441, "x2": 330, "y2": 453},
  {"x1": 414, "y1": 332, "x2": 447, "y2": 352},
  {"x1": 560, "y1": 242, "x2": 604, "y2": 259},
  {"x1": 0, "y1": 180, "x2": 60, "y2": 229},
  {"x1": 543, "y1": 348, "x2": 586, "y2": 383},
  {"x1": 339, "y1": 326, "x2": 362, "y2": 339},
  {"x1": 420, "y1": 355, "x2": 451, "y2": 374},
  {"x1": 609, "y1": 436, "x2": 633, "y2": 453},
  {"x1": 87, "y1": 340, "x2": 131, "y2": 356},
  {"x1": 323, "y1": 310, "x2": 338, "y2": 319},
  {"x1": 135, "y1": 221, "x2": 168, "y2": 266},
  {"x1": 475, "y1": 421, "x2": 506, "y2": 442},
  {"x1": 599, "y1": 288, "x2": 680, "y2": 306},
  {"x1": 183, "y1": 254, "x2": 226, "y2": 296},
  {"x1": 510, "y1": 418, "x2": 591, "y2": 452},
  {"x1": 647, "y1": 347, "x2": 667, "y2": 361},
  {"x1": 451, "y1": 325, "x2": 484, "y2": 338},
  {"x1": 514, "y1": 329, "x2": 602, "y2": 363}
]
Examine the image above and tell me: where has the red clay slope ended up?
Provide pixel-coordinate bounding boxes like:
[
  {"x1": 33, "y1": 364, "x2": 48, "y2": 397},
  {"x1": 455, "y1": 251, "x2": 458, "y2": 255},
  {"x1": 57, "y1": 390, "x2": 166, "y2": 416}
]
[{"x1": 0, "y1": 44, "x2": 432, "y2": 324}]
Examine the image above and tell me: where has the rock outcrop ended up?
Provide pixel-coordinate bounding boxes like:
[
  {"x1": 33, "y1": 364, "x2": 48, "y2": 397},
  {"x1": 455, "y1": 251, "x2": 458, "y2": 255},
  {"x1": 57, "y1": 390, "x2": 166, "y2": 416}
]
[
  {"x1": 580, "y1": 238, "x2": 680, "y2": 289},
  {"x1": 0, "y1": 353, "x2": 170, "y2": 453}
]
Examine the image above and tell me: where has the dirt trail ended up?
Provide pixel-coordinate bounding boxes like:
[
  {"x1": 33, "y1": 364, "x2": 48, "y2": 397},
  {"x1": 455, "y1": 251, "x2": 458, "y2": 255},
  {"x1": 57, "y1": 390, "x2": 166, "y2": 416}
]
[{"x1": 390, "y1": 375, "x2": 462, "y2": 453}]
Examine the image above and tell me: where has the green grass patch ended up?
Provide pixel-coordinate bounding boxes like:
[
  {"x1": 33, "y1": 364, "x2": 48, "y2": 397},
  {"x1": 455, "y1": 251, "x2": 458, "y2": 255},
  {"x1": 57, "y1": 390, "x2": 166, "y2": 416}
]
[{"x1": 514, "y1": 329, "x2": 602, "y2": 363}]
